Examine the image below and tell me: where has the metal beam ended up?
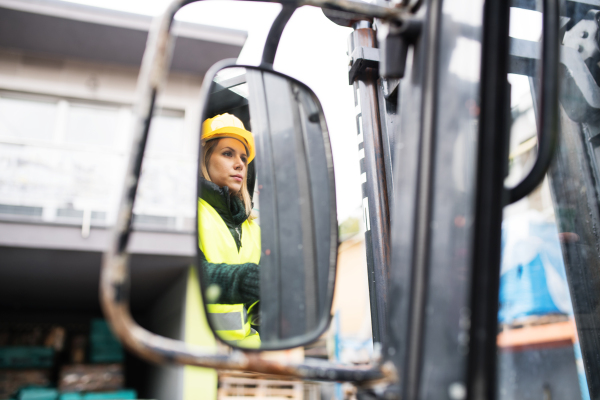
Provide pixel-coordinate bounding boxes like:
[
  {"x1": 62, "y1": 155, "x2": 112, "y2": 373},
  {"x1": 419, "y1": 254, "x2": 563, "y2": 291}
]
[
  {"x1": 0, "y1": 220, "x2": 195, "y2": 256},
  {"x1": 349, "y1": 23, "x2": 392, "y2": 346}
]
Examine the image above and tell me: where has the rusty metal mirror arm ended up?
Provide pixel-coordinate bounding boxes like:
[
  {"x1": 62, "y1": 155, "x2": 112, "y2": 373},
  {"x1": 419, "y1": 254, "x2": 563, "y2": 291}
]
[{"x1": 100, "y1": 0, "x2": 405, "y2": 383}]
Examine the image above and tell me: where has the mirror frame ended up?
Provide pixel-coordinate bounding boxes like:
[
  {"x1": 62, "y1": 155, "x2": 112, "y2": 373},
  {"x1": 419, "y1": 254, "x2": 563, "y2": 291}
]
[{"x1": 196, "y1": 59, "x2": 339, "y2": 351}]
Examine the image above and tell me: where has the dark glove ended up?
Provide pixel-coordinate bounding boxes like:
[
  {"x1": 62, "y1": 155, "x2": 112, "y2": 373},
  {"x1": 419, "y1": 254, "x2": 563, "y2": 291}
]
[
  {"x1": 201, "y1": 260, "x2": 260, "y2": 305},
  {"x1": 238, "y1": 263, "x2": 259, "y2": 303}
]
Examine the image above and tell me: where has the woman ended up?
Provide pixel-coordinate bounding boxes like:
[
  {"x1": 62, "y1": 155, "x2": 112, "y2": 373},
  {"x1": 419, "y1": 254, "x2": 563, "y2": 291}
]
[{"x1": 197, "y1": 113, "x2": 261, "y2": 348}]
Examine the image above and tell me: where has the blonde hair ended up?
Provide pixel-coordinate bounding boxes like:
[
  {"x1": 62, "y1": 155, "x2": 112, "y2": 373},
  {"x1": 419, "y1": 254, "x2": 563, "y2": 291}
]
[{"x1": 201, "y1": 138, "x2": 255, "y2": 220}]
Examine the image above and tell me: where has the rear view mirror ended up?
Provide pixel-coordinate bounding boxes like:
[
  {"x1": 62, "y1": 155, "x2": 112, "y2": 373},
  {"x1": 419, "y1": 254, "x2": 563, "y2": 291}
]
[{"x1": 196, "y1": 63, "x2": 338, "y2": 350}]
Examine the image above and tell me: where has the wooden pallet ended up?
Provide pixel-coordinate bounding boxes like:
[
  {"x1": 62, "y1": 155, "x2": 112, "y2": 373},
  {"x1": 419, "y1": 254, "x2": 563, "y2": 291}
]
[
  {"x1": 499, "y1": 313, "x2": 570, "y2": 331},
  {"x1": 497, "y1": 319, "x2": 577, "y2": 351},
  {"x1": 218, "y1": 372, "x2": 303, "y2": 400}
]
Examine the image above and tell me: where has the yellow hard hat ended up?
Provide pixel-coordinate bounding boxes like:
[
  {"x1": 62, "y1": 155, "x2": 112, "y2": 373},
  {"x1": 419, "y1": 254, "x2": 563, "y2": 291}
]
[{"x1": 202, "y1": 113, "x2": 255, "y2": 163}]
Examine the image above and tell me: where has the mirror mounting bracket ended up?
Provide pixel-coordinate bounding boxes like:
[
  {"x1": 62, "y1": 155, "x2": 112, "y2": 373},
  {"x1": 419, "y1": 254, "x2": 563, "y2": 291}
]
[
  {"x1": 347, "y1": 17, "x2": 423, "y2": 84},
  {"x1": 377, "y1": 17, "x2": 422, "y2": 79},
  {"x1": 349, "y1": 46, "x2": 380, "y2": 84},
  {"x1": 260, "y1": 3, "x2": 298, "y2": 68}
]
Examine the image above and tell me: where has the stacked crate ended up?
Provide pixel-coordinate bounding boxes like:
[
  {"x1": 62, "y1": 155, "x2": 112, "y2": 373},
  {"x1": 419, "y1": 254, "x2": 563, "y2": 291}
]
[
  {"x1": 0, "y1": 320, "x2": 137, "y2": 400},
  {"x1": 0, "y1": 325, "x2": 58, "y2": 400},
  {"x1": 57, "y1": 320, "x2": 133, "y2": 399},
  {"x1": 88, "y1": 321, "x2": 123, "y2": 365}
]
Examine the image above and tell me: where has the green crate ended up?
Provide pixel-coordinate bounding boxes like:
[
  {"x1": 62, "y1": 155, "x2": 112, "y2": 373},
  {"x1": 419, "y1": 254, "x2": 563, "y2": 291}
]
[
  {"x1": 88, "y1": 345, "x2": 124, "y2": 363},
  {"x1": 17, "y1": 388, "x2": 58, "y2": 400},
  {"x1": 58, "y1": 394, "x2": 81, "y2": 400},
  {"x1": 0, "y1": 347, "x2": 54, "y2": 369},
  {"x1": 88, "y1": 320, "x2": 123, "y2": 364},
  {"x1": 87, "y1": 353, "x2": 124, "y2": 364},
  {"x1": 88, "y1": 345, "x2": 122, "y2": 358},
  {"x1": 89, "y1": 321, "x2": 114, "y2": 338},
  {"x1": 88, "y1": 344, "x2": 122, "y2": 353},
  {"x1": 82, "y1": 390, "x2": 136, "y2": 399},
  {"x1": 88, "y1": 336, "x2": 120, "y2": 347}
]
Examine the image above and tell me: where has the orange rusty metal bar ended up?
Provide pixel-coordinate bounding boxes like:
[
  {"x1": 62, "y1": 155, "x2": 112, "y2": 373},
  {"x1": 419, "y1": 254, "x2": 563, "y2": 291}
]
[{"x1": 497, "y1": 320, "x2": 577, "y2": 352}]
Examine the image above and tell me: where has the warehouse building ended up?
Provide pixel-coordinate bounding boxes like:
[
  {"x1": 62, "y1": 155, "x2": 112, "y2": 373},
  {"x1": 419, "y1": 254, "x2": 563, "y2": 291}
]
[{"x1": 0, "y1": 0, "x2": 246, "y2": 398}]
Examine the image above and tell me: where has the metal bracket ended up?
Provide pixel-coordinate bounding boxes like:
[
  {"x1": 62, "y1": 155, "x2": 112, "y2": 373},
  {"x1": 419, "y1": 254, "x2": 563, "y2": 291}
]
[
  {"x1": 376, "y1": 18, "x2": 422, "y2": 79},
  {"x1": 322, "y1": 8, "x2": 373, "y2": 27},
  {"x1": 260, "y1": 3, "x2": 298, "y2": 68},
  {"x1": 382, "y1": 77, "x2": 400, "y2": 101},
  {"x1": 349, "y1": 46, "x2": 380, "y2": 84},
  {"x1": 509, "y1": 37, "x2": 600, "y2": 122}
]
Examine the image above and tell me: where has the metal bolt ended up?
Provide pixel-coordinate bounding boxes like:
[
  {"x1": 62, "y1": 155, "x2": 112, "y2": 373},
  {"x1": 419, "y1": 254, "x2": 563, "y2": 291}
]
[
  {"x1": 581, "y1": 31, "x2": 589, "y2": 38},
  {"x1": 448, "y1": 382, "x2": 467, "y2": 400},
  {"x1": 578, "y1": 45, "x2": 585, "y2": 53}
]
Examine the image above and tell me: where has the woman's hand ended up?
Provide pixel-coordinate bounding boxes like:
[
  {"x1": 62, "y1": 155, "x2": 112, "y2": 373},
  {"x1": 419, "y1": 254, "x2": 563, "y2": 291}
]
[{"x1": 200, "y1": 258, "x2": 260, "y2": 304}]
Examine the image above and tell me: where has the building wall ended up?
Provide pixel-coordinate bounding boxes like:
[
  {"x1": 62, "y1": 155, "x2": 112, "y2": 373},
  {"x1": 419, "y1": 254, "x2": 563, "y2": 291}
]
[
  {"x1": 0, "y1": 47, "x2": 204, "y2": 231},
  {"x1": 331, "y1": 235, "x2": 373, "y2": 363},
  {"x1": 0, "y1": 47, "x2": 203, "y2": 109},
  {"x1": 333, "y1": 236, "x2": 371, "y2": 337}
]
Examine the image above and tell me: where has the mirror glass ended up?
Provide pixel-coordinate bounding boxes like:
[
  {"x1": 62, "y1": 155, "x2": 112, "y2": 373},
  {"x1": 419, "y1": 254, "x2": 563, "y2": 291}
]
[{"x1": 196, "y1": 66, "x2": 337, "y2": 349}]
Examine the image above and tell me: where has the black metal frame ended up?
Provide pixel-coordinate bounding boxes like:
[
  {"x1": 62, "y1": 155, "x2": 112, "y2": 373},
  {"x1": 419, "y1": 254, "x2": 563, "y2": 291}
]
[
  {"x1": 400, "y1": 1, "x2": 441, "y2": 397},
  {"x1": 538, "y1": 1, "x2": 600, "y2": 397},
  {"x1": 468, "y1": 0, "x2": 560, "y2": 398},
  {"x1": 382, "y1": 0, "x2": 559, "y2": 399},
  {"x1": 547, "y1": 105, "x2": 600, "y2": 399},
  {"x1": 382, "y1": 0, "x2": 445, "y2": 397},
  {"x1": 465, "y1": 0, "x2": 511, "y2": 398},
  {"x1": 195, "y1": 59, "x2": 339, "y2": 351},
  {"x1": 260, "y1": 3, "x2": 298, "y2": 68},
  {"x1": 467, "y1": 0, "x2": 559, "y2": 397},
  {"x1": 505, "y1": 0, "x2": 560, "y2": 204},
  {"x1": 504, "y1": 1, "x2": 600, "y2": 398}
]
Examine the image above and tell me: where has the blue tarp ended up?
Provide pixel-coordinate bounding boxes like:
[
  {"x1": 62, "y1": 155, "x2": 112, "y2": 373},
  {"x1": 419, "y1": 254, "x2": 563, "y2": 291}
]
[{"x1": 499, "y1": 211, "x2": 573, "y2": 323}]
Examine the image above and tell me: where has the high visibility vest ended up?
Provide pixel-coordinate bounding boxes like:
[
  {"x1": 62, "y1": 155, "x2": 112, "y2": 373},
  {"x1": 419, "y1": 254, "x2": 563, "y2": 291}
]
[{"x1": 198, "y1": 198, "x2": 261, "y2": 348}]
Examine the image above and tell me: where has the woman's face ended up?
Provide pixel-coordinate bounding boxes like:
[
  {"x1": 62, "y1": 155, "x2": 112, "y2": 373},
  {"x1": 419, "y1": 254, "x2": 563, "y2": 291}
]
[{"x1": 207, "y1": 138, "x2": 248, "y2": 194}]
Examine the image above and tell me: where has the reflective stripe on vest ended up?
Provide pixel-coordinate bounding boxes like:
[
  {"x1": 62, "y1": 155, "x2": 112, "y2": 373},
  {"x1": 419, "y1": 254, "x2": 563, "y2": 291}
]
[
  {"x1": 206, "y1": 303, "x2": 250, "y2": 341},
  {"x1": 212, "y1": 309, "x2": 246, "y2": 331},
  {"x1": 198, "y1": 199, "x2": 261, "y2": 344}
]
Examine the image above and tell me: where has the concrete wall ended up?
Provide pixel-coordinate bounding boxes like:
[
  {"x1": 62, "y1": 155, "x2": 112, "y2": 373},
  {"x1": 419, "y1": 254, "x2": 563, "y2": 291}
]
[
  {"x1": 145, "y1": 270, "x2": 189, "y2": 400},
  {"x1": 0, "y1": 47, "x2": 203, "y2": 112}
]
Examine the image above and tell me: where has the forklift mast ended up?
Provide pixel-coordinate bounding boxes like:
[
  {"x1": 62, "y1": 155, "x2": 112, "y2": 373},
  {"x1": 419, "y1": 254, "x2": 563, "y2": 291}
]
[{"x1": 348, "y1": 21, "x2": 395, "y2": 346}]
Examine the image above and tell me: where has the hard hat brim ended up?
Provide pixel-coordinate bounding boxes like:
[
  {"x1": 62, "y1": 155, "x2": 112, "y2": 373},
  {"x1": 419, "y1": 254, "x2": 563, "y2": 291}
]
[{"x1": 203, "y1": 126, "x2": 255, "y2": 163}]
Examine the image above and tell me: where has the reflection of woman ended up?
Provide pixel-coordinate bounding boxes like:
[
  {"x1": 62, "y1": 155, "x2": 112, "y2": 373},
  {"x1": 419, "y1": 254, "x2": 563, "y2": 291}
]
[{"x1": 198, "y1": 113, "x2": 261, "y2": 348}]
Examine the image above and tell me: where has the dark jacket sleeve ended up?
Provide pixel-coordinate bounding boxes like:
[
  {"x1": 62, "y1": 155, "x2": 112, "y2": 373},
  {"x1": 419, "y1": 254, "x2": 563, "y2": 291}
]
[{"x1": 199, "y1": 250, "x2": 259, "y2": 305}]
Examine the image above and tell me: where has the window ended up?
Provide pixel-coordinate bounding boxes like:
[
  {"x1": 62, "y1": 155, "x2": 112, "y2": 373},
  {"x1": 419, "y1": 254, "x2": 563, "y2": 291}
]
[
  {"x1": 0, "y1": 95, "x2": 57, "y2": 141},
  {"x1": 146, "y1": 110, "x2": 186, "y2": 155},
  {"x1": 0, "y1": 92, "x2": 193, "y2": 231},
  {"x1": 65, "y1": 104, "x2": 119, "y2": 147}
]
